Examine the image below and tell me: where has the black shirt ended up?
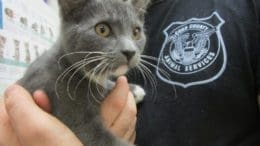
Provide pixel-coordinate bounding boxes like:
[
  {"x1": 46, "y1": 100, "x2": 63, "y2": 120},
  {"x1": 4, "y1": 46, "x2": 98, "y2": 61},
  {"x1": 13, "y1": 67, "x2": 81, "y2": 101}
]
[{"x1": 135, "y1": 0, "x2": 260, "y2": 145}]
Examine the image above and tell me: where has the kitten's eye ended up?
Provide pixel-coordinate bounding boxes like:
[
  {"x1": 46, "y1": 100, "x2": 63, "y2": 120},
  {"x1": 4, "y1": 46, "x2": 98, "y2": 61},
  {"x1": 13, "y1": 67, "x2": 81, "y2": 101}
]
[
  {"x1": 95, "y1": 23, "x2": 111, "y2": 37},
  {"x1": 132, "y1": 27, "x2": 141, "y2": 40}
]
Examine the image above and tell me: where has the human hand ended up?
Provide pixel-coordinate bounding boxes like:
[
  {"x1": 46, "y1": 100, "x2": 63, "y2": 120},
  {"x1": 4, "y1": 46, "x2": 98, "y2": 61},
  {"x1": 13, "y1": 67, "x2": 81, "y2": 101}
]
[
  {"x1": 32, "y1": 76, "x2": 138, "y2": 143},
  {"x1": 101, "y1": 76, "x2": 137, "y2": 144},
  {"x1": 0, "y1": 76, "x2": 137, "y2": 146},
  {"x1": 0, "y1": 84, "x2": 83, "y2": 146}
]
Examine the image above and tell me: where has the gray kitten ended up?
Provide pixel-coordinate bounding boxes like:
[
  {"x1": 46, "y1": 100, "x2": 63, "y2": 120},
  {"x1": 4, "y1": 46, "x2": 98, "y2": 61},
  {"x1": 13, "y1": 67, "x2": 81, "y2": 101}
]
[{"x1": 18, "y1": 0, "x2": 150, "y2": 145}]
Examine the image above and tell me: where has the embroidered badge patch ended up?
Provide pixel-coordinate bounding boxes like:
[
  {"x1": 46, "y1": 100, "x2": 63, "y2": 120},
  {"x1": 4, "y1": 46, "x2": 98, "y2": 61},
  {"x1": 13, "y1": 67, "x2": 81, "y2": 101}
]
[{"x1": 156, "y1": 12, "x2": 227, "y2": 88}]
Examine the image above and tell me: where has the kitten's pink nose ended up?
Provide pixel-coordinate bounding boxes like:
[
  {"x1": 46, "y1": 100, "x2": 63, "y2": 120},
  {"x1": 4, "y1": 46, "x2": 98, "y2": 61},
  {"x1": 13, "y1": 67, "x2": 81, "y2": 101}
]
[{"x1": 121, "y1": 50, "x2": 136, "y2": 61}]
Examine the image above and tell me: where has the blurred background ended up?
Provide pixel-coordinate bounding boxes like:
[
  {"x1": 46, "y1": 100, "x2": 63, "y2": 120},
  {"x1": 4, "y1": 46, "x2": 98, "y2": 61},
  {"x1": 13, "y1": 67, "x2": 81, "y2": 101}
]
[
  {"x1": 44, "y1": 0, "x2": 58, "y2": 11},
  {"x1": 0, "y1": 0, "x2": 60, "y2": 95}
]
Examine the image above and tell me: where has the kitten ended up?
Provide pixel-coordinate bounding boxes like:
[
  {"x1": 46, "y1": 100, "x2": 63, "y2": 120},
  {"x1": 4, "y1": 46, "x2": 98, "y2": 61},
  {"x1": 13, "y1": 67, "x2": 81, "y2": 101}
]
[{"x1": 18, "y1": 0, "x2": 150, "y2": 145}]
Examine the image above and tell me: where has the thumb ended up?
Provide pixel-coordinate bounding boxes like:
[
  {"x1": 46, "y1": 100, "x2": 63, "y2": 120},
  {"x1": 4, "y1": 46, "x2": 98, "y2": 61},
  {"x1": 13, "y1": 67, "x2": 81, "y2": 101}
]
[
  {"x1": 101, "y1": 76, "x2": 130, "y2": 127},
  {"x1": 4, "y1": 84, "x2": 82, "y2": 146}
]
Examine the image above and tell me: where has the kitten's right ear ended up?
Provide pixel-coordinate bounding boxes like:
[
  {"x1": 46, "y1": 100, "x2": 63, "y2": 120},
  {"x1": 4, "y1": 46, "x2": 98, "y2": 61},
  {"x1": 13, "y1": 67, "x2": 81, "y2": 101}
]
[
  {"x1": 58, "y1": 0, "x2": 86, "y2": 21},
  {"x1": 131, "y1": 0, "x2": 151, "y2": 20}
]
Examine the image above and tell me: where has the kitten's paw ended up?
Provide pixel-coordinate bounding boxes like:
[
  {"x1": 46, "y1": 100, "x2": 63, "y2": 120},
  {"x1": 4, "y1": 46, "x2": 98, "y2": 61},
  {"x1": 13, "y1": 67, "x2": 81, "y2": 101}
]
[{"x1": 130, "y1": 85, "x2": 145, "y2": 104}]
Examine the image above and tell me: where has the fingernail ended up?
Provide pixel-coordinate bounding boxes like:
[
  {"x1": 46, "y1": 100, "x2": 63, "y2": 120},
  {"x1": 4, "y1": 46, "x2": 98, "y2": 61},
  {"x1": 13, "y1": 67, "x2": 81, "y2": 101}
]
[{"x1": 118, "y1": 76, "x2": 128, "y2": 84}]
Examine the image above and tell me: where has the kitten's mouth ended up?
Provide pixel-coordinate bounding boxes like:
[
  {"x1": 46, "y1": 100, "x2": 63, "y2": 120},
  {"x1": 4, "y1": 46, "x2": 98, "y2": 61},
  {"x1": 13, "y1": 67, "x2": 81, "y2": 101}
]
[
  {"x1": 105, "y1": 58, "x2": 139, "y2": 80},
  {"x1": 108, "y1": 65, "x2": 129, "y2": 81},
  {"x1": 108, "y1": 65, "x2": 129, "y2": 82}
]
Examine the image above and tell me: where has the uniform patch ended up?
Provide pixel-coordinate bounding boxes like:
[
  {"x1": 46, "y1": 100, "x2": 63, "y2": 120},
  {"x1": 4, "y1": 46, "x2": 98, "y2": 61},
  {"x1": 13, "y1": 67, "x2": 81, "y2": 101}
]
[{"x1": 156, "y1": 12, "x2": 227, "y2": 88}]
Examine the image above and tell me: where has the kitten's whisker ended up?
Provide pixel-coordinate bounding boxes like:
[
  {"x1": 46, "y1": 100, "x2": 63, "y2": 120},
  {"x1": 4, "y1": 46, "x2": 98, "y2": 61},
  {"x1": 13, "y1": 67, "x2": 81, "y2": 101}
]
[
  {"x1": 60, "y1": 55, "x2": 103, "y2": 87},
  {"x1": 58, "y1": 51, "x2": 108, "y2": 66},
  {"x1": 141, "y1": 58, "x2": 177, "y2": 100},
  {"x1": 67, "y1": 63, "x2": 89, "y2": 100},
  {"x1": 139, "y1": 63, "x2": 158, "y2": 98},
  {"x1": 140, "y1": 59, "x2": 171, "y2": 79},
  {"x1": 56, "y1": 55, "x2": 105, "y2": 100},
  {"x1": 95, "y1": 62, "x2": 111, "y2": 101},
  {"x1": 139, "y1": 63, "x2": 157, "y2": 87},
  {"x1": 86, "y1": 59, "x2": 109, "y2": 104},
  {"x1": 136, "y1": 66, "x2": 148, "y2": 87},
  {"x1": 59, "y1": 55, "x2": 105, "y2": 83},
  {"x1": 86, "y1": 70, "x2": 95, "y2": 104},
  {"x1": 140, "y1": 55, "x2": 159, "y2": 62},
  {"x1": 55, "y1": 60, "x2": 87, "y2": 99},
  {"x1": 60, "y1": 61, "x2": 87, "y2": 81},
  {"x1": 72, "y1": 57, "x2": 105, "y2": 97},
  {"x1": 90, "y1": 60, "x2": 109, "y2": 103},
  {"x1": 88, "y1": 71, "x2": 102, "y2": 104},
  {"x1": 94, "y1": 60, "x2": 111, "y2": 99},
  {"x1": 73, "y1": 74, "x2": 87, "y2": 97},
  {"x1": 67, "y1": 57, "x2": 106, "y2": 100},
  {"x1": 73, "y1": 57, "x2": 106, "y2": 97}
]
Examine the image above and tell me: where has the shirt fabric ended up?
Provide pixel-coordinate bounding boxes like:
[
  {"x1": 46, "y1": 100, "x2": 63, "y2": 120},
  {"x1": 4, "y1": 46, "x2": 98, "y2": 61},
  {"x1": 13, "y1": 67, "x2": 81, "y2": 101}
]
[{"x1": 134, "y1": 0, "x2": 260, "y2": 145}]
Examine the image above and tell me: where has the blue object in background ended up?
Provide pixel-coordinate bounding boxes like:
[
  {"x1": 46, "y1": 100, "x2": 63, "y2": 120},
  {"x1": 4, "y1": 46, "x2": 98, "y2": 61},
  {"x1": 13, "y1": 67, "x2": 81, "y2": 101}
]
[{"x1": 0, "y1": 0, "x2": 3, "y2": 29}]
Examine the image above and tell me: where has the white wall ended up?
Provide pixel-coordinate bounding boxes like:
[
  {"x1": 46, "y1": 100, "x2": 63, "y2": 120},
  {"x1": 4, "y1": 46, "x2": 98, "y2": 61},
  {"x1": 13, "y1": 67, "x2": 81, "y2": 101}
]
[
  {"x1": 0, "y1": 0, "x2": 60, "y2": 95},
  {"x1": 45, "y1": 0, "x2": 59, "y2": 12}
]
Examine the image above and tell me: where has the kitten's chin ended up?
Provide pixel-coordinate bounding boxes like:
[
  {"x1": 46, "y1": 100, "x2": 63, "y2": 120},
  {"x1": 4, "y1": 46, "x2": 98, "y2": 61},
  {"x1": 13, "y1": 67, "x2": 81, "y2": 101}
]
[{"x1": 113, "y1": 65, "x2": 129, "y2": 77}]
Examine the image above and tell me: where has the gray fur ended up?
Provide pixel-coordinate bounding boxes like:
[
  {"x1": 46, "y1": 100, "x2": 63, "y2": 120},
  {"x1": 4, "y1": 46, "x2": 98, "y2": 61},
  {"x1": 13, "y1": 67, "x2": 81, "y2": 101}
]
[{"x1": 18, "y1": 0, "x2": 150, "y2": 145}]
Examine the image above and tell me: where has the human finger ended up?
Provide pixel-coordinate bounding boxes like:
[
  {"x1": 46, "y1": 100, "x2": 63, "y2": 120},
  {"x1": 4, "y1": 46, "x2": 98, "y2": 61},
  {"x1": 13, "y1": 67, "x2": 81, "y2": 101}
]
[
  {"x1": 4, "y1": 84, "x2": 83, "y2": 146},
  {"x1": 0, "y1": 98, "x2": 21, "y2": 146}
]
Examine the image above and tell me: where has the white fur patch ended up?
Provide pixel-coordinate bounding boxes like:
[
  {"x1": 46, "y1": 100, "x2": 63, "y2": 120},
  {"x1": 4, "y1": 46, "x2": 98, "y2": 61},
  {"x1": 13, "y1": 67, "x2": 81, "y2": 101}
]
[
  {"x1": 133, "y1": 85, "x2": 145, "y2": 103},
  {"x1": 113, "y1": 65, "x2": 128, "y2": 76}
]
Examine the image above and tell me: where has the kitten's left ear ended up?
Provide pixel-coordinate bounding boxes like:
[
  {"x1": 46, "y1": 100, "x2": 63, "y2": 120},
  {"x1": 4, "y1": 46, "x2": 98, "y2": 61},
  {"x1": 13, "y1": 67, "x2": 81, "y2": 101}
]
[
  {"x1": 58, "y1": 0, "x2": 87, "y2": 21},
  {"x1": 131, "y1": 0, "x2": 151, "y2": 18}
]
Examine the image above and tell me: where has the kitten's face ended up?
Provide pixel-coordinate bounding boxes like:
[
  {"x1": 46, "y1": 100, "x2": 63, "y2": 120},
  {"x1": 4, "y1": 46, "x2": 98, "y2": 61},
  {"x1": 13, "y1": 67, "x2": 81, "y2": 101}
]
[{"x1": 58, "y1": 0, "x2": 148, "y2": 79}]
